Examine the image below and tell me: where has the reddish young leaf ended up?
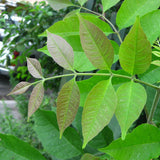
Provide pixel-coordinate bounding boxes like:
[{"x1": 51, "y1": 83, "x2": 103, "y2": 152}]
[
  {"x1": 28, "y1": 82, "x2": 44, "y2": 120},
  {"x1": 79, "y1": 16, "x2": 114, "y2": 71},
  {"x1": 27, "y1": 58, "x2": 43, "y2": 79},
  {"x1": 8, "y1": 82, "x2": 31, "y2": 95},
  {"x1": 57, "y1": 79, "x2": 80, "y2": 138},
  {"x1": 47, "y1": 32, "x2": 74, "y2": 71}
]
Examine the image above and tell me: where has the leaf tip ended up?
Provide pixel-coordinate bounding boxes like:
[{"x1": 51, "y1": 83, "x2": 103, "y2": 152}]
[{"x1": 82, "y1": 142, "x2": 87, "y2": 149}]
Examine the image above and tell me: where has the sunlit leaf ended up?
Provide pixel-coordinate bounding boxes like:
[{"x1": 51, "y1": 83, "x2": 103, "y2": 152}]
[
  {"x1": 152, "y1": 51, "x2": 160, "y2": 57},
  {"x1": 151, "y1": 60, "x2": 160, "y2": 67},
  {"x1": 102, "y1": 0, "x2": 120, "y2": 12},
  {"x1": 82, "y1": 79, "x2": 117, "y2": 148},
  {"x1": 116, "y1": 0, "x2": 160, "y2": 29},
  {"x1": 119, "y1": 17, "x2": 152, "y2": 75},
  {"x1": 78, "y1": 0, "x2": 88, "y2": 6},
  {"x1": 8, "y1": 82, "x2": 31, "y2": 95},
  {"x1": 46, "y1": 0, "x2": 74, "y2": 11},
  {"x1": 28, "y1": 82, "x2": 44, "y2": 119},
  {"x1": 100, "y1": 124, "x2": 160, "y2": 160},
  {"x1": 115, "y1": 81, "x2": 147, "y2": 139},
  {"x1": 0, "y1": 134, "x2": 46, "y2": 160},
  {"x1": 81, "y1": 153, "x2": 101, "y2": 160},
  {"x1": 79, "y1": 16, "x2": 114, "y2": 70},
  {"x1": 34, "y1": 110, "x2": 82, "y2": 159},
  {"x1": 38, "y1": 45, "x2": 51, "y2": 57},
  {"x1": 65, "y1": 9, "x2": 80, "y2": 18},
  {"x1": 47, "y1": 32, "x2": 74, "y2": 71},
  {"x1": 57, "y1": 78, "x2": 80, "y2": 138},
  {"x1": 141, "y1": 10, "x2": 160, "y2": 44},
  {"x1": 27, "y1": 58, "x2": 43, "y2": 79}
]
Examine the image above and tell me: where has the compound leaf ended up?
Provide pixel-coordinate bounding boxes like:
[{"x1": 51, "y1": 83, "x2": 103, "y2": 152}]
[
  {"x1": 115, "y1": 81, "x2": 147, "y2": 139},
  {"x1": 82, "y1": 79, "x2": 117, "y2": 148},
  {"x1": 46, "y1": 0, "x2": 74, "y2": 11},
  {"x1": 119, "y1": 17, "x2": 152, "y2": 75},
  {"x1": 47, "y1": 32, "x2": 74, "y2": 71},
  {"x1": 0, "y1": 134, "x2": 46, "y2": 160},
  {"x1": 100, "y1": 124, "x2": 160, "y2": 160},
  {"x1": 79, "y1": 16, "x2": 114, "y2": 71},
  {"x1": 28, "y1": 82, "x2": 44, "y2": 120},
  {"x1": 34, "y1": 110, "x2": 82, "y2": 159},
  {"x1": 116, "y1": 0, "x2": 160, "y2": 29},
  {"x1": 8, "y1": 82, "x2": 31, "y2": 95},
  {"x1": 57, "y1": 78, "x2": 80, "y2": 138},
  {"x1": 102, "y1": 0, "x2": 120, "y2": 13},
  {"x1": 27, "y1": 58, "x2": 43, "y2": 79}
]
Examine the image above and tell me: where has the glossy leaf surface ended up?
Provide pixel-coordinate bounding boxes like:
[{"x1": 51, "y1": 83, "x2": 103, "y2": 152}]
[
  {"x1": 100, "y1": 124, "x2": 160, "y2": 160},
  {"x1": 115, "y1": 81, "x2": 147, "y2": 139},
  {"x1": 141, "y1": 10, "x2": 160, "y2": 44},
  {"x1": 81, "y1": 153, "x2": 101, "y2": 160},
  {"x1": 151, "y1": 60, "x2": 160, "y2": 67},
  {"x1": 28, "y1": 83, "x2": 44, "y2": 119},
  {"x1": 82, "y1": 79, "x2": 117, "y2": 148},
  {"x1": 34, "y1": 110, "x2": 82, "y2": 159},
  {"x1": 8, "y1": 82, "x2": 31, "y2": 95},
  {"x1": 78, "y1": 0, "x2": 88, "y2": 6},
  {"x1": 46, "y1": 0, "x2": 74, "y2": 11},
  {"x1": 57, "y1": 79, "x2": 80, "y2": 138},
  {"x1": 119, "y1": 17, "x2": 152, "y2": 75},
  {"x1": 102, "y1": 0, "x2": 120, "y2": 12},
  {"x1": 0, "y1": 134, "x2": 46, "y2": 160},
  {"x1": 116, "y1": 0, "x2": 160, "y2": 29},
  {"x1": 47, "y1": 32, "x2": 74, "y2": 71},
  {"x1": 27, "y1": 58, "x2": 43, "y2": 79},
  {"x1": 79, "y1": 16, "x2": 114, "y2": 70}
]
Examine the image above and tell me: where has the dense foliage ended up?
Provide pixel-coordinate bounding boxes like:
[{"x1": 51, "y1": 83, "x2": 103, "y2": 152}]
[{"x1": 5, "y1": 0, "x2": 160, "y2": 160}]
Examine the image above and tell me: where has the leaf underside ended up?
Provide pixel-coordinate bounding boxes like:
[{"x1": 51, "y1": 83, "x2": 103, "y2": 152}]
[{"x1": 57, "y1": 78, "x2": 80, "y2": 138}]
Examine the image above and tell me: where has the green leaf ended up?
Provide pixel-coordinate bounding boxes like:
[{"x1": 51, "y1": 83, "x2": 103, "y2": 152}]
[
  {"x1": 78, "y1": 0, "x2": 88, "y2": 6},
  {"x1": 8, "y1": 82, "x2": 31, "y2": 95},
  {"x1": 102, "y1": 0, "x2": 120, "y2": 13},
  {"x1": 116, "y1": 0, "x2": 160, "y2": 29},
  {"x1": 38, "y1": 45, "x2": 51, "y2": 57},
  {"x1": 46, "y1": 0, "x2": 74, "y2": 11},
  {"x1": 46, "y1": 13, "x2": 113, "y2": 38},
  {"x1": 81, "y1": 153, "x2": 101, "y2": 160},
  {"x1": 34, "y1": 110, "x2": 82, "y2": 159},
  {"x1": 119, "y1": 17, "x2": 152, "y2": 75},
  {"x1": 28, "y1": 82, "x2": 44, "y2": 120},
  {"x1": 47, "y1": 32, "x2": 74, "y2": 71},
  {"x1": 57, "y1": 78, "x2": 80, "y2": 138},
  {"x1": 79, "y1": 16, "x2": 114, "y2": 70},
  {"x1": 115, "y1": 81, "x2": 147, "y2": 139},
  {"x1": 0, "y1": 134, "x2": 46, "y2": 160},
  {"x1": 27, "y1": 58, "x2": 43, "y2": 79},
  {"x1": 151, "y1": 60, "x2": 160, "y2": 67},
  {"x1": 65, "y1": 9, "x2": 80, "y2": 18},
  {"x1": 141, "y1": 10, "x2": 160, "y2": 44},
  {"x1": 152, "y1": 51, "x2": 160, "y2": 57},
  {"x1": 100, "y1": 124, "x2": 160, "y2": 160},
  {"x1": 139, "y1": 65, "x2": 160, "y2": 84},
  {"x1": 82, "y1": 79, "x2": 117, "y2": 148}
]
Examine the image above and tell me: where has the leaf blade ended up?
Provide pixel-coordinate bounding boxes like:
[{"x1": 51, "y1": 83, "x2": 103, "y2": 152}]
[
  {"x1": 78, "y1": 0, "x2": 88, "y2": 6},
  {"x1": 27, "y1": 58, "x2": 43, "y2": 79},
  {"x1": 102, "y1": 0, "x2": 120, "y2": 13},
  {"x1": 116, "y1": 0, "x2": 160, "y2": 29},
  {"x1": 82, "y1": 79, "x2": 117, "y2": 148},
  {"x1": 119, "y1": 17, "x2": 152, "y2": 75},
  {"x1": 81, "y1": 153, "x2": 101, "y2": 160},
  {"x1": 57, "y1": 78, "x2": 80, "y2": 138},
  {"x1": 28, "y1": 82, "x2": 44, "y2": 119},
  {"x1": 47, "y1": 32, "x2": 74, "y2": 71},
  {"x1": 115, "y1": 81, "x2": 147, "y2": 139},
  {"x1": 79, "y1": 16, "x2": 114, "y2": 70},
  {"x1": 100, "y1": 124, "x2": 160, "y2": 160},
  {"x1": 46, "y1": 0, "x2": 74, "y2": 11},
  {"x1": 8, "y1": 82, "x2": 31, "y2": 95}
]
